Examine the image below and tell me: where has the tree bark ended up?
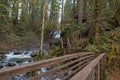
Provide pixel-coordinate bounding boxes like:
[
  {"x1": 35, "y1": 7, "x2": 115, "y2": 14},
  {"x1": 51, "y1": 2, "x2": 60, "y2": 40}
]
[
  {"x1": 78, "y1": 0, "x2": 83, "y2": 25},
  {"x1": 61, "y1": 0, "x2": 64, "y2": 49},
  {"x1": 40, "y1": 1, "x2": 46, "y2": 56},
  {"x1": 94, "y1": 0, "x2": 100, "y2": 45},
  {"x1": 83, "y1": 0, "x2": 87, "y2": 21}
]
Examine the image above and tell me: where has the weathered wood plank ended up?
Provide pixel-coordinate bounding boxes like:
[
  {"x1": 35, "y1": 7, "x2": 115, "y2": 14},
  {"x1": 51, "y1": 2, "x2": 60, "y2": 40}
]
[{"x1": 70, "y1": 53, "x2": 106, "y2": 80}]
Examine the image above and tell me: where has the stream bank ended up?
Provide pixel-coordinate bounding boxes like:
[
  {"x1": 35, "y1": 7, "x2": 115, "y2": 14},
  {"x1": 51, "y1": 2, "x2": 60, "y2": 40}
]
[{"x1": 0, "y1": 37, "x2": 39, "y2": 54}]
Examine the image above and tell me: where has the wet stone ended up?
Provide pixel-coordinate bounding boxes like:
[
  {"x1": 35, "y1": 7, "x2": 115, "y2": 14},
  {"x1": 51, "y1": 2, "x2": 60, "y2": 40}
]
[
  {"x1": 0, "y1": 65, "x2": 4, "y2": 69},
  {"x1": 28, "y1": 59, "x2": 33, "y2": 62},
  {"x1": 14, "y1": 52, "x2": 22, "y2": 55},
  {"x1": 16, "y1": 59, "x2": 23, "y2": 63},
  {"x1": 24, "y1": 52, "x2": 29, "y2": 55},
  {"x1": 7, "y1": 62, "x2": 16, "y2": 67},
  {"x1": 0, "y1": 61, "x2": 4, "y2": 64},
  {"x1": 0, "y1": 55, "x2": 5, "y2": 61},
  {"x1": 30, "y1": 54, "x2": 37, "y2": 57}
]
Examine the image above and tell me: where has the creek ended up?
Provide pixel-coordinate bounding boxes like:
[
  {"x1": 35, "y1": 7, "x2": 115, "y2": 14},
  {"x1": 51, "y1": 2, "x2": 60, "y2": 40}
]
[
  {"x1": 0, "y1": 48, "x2": 48, "y2": 80},
  {"x1": 0, "y1": 48, "x2": 61, "y2": 80},
  {"x1": 0, "y1": 31, "x2": 61, "y2": 80}
]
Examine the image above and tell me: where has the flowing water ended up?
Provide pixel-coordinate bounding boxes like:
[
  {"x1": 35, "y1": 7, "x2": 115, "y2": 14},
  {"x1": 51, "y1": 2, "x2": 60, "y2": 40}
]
[
  {"x1": 0, "y1": 48, "x2": 35, "y2": 79},
  {"x1": 0, "y1": 48, "x2": 51, "y2": 80}
]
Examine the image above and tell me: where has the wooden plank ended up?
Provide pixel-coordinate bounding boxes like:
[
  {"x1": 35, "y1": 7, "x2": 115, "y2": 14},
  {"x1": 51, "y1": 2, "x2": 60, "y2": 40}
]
[
  {"x1": 63, "y1": 62, "x2": 89, "y2": 80},
  {"x1": 70, "y1": 56, "x2": 95, "y2": 71},
  {"x1": 70, "y1": 53, "x2": 106, "y2": 80},
  {"x1": 60, "y1": 56, "x2": 95, "y2": 80},
  {"x1": 49, "y1": 70, "x2": 68, "y2": 80},
  {"x1": 95, "y1": 62, "x2": 100, "y2": 80}
]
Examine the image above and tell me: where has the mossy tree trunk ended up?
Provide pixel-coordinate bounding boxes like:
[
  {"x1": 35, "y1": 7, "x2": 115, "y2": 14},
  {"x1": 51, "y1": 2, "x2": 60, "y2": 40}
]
[{"x1": 94, "y1": 0, "x2": 100, "y2": 45}]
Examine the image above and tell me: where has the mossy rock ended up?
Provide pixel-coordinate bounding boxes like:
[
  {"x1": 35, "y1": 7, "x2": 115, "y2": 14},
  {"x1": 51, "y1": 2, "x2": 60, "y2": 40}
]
[{"x1": 0, "y1": 47, "x2": 7, "y2": 54}]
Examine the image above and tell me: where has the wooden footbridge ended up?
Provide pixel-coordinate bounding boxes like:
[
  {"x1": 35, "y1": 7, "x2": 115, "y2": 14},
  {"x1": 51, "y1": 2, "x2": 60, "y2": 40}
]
[{"x1": 0, "y1": 52, "x2": 107, "y2": 80}]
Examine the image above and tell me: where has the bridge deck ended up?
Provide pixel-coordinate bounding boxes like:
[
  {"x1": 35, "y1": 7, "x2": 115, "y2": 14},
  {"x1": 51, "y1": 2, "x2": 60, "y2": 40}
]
[{"x1": 0, "y1": 52, "x2": 106, "y2": 80}]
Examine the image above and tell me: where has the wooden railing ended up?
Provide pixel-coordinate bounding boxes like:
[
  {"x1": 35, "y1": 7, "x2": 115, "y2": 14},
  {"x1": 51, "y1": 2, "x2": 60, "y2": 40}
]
[
  {"x1": 0, "y1": 52, "x2": 96, "y2": 80},
  {"x1": 70, "y1": 53, "x2": 107, "y2": 80}
]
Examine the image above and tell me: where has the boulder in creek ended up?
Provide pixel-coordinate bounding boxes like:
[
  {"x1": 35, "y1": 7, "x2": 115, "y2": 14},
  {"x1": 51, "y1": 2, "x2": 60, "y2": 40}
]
[
  {"x1": 7, "y1": 62, "x2": 16, "y2": 67},
  {"x1": 0, "y1": 65, "x2": 4, "y2": 69},
  {"x1": 14, "y1": 51, "x2": 22, "y2": 55},
  {"x1": 30, "y1": 53, "x2": 38, "y2": 57},
  {"x1": 0, "y1": 54, "x2": 6, "y2": 60}
]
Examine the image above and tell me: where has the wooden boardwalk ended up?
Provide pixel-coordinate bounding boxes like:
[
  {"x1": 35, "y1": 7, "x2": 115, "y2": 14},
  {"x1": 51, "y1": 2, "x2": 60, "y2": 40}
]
[{"x1": 0, "y1": 52, "x2": 107, "y2": 80}]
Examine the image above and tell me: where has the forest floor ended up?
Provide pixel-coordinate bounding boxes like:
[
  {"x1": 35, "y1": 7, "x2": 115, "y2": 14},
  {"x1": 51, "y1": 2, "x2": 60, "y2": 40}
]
[
  {"x1": 0, "y1": 37, "x2": 39, "y2": 53},
  {"x1": 2, "y1": 40, "x2": 38, "y2": 49},
  {"x1": 109, "y1": 68, "x2": 120, "y2": 80}
]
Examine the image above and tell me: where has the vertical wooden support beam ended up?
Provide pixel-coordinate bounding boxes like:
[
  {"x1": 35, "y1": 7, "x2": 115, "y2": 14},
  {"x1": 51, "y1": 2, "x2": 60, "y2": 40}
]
[
  {"x1": 34, "y1": 70, "x2": 38, "y2": 77},
  {"x1": 68, "y1": 48, "x2": 70, "y2": 54},
  {"x1": 100, "y1": 57, "x2": 102, "y2": 80},
  {"x1": 61, "y1": 38, "x2": 63, "y2": 49},
  {"x1": 100, "y1": 54, "x2": 107, "y2": 80},
  {"x1": 64, "y1": 49, "x2": 66, "y2": 55},
  {"x1": 95, "y1": 61, "x2": 100, "y2": 80}
]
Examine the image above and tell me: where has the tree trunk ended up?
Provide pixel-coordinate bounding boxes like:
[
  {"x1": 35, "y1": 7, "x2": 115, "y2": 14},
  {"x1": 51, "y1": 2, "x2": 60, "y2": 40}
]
[
  {"x1": 94, "y1": 0, "x2": 100, "y2": 45},
  {"x1": 40, "y1": 1, "x2": 46, "y2": 57},
  {"x1": 61, "y1": 0, "x2": 64, "y2": 25},
  {"x1": 83, "y1": 0, "x2": 87, "y2": 22},
  {"x1": 26, "y1": 0, "x2": 30, "y2": 30},
  {"x1": 61, "y1": 0, "x2": 64, "y2": 49},
  {"x1": 12, "y1": 0, "x2": 18, "y2": 25},
  {"x1": 78, "y1": 0, "x2": 83, "y2": 25}
]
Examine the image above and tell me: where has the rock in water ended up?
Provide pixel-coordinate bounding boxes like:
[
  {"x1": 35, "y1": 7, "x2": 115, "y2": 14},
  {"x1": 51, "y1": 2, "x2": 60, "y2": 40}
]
[
  {"x1": 30, "y1": 53, "x2": 37, "y2": 57},
  {"x1": 0, "y1": 54, "x2": 5, "y2": 61},
  {"x1": 16, "y1": 59, "x2": 23, "y2": 63},
  {"x1": 7, "y1": 62, "x2": 16, "y2": 67},
  {"x1": 24, "y1": 52, "x2": 29, "y2": 55},
  {"x1": 14, "y1": 52, "x2": 22, "y2": 55},
  {"x1": 0, "y1": 65, "x2": 4, "y2": 69}
]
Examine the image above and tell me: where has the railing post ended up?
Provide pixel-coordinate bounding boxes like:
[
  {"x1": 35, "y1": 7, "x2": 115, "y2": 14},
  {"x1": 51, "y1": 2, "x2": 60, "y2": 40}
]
[
  {"x1": 100, "y1": 54, "x2": 107, "y2": 80},
  {"x1": 63, "y1": 48, "x2": 66, "y2": 55},
  {"x1": 95, "y1": 61, "x2": 100, "y2": 80},
  {"x1": 34, "y1": 70, "x2": 38, "y2": 76}
]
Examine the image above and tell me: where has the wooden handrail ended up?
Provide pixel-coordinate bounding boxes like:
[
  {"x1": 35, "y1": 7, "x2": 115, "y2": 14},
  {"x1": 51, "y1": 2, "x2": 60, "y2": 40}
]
[
  {"x1": 0, "y1": 52, "x2": 96, "y2": 80},
  {"x1": 70, "y1": 53, "x2": 106, "y2": 80}
]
